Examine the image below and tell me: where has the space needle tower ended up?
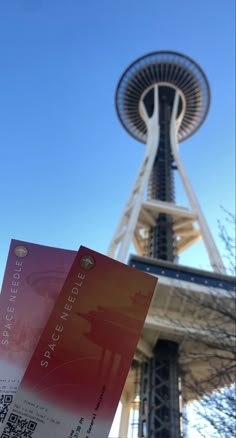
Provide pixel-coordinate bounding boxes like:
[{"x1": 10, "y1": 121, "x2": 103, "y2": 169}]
[
  {"x1": 107, "y1": 52, "x2": 234, "y2": 437},
  {"x1": 108, "y1": 51, "x2": 224, "y2": 272}
]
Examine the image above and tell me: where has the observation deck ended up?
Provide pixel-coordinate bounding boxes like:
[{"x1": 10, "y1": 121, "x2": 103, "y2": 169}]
[{"x1": 116, "y1": 51, "x2": 210, "y2": 143}]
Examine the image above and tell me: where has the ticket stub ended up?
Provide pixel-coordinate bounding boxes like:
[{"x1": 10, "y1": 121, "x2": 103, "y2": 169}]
[
  {"x1": 1, "y1": 245, "x2": 158, "y2": 438},
  {"x1": 0, "y1": 240, "x2": 76, "y2": 428}
]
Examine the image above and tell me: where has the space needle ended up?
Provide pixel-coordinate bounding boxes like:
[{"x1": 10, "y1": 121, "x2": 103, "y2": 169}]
[{"x1": 108, "y1": 52, "x2": 235, "y2": 437}]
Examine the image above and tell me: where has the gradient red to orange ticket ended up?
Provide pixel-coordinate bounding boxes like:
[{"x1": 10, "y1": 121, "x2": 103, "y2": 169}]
[{"x1": 1, "y1": 246, "x2": 158, "y2": 438}]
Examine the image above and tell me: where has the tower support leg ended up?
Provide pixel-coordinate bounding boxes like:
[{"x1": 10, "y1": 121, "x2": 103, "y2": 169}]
[{"x1": 139, "y1": 341, "x2": 181, "y2": 438}]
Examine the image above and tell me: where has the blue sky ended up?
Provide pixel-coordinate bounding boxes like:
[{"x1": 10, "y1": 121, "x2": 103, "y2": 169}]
[
  {"x1": 0, "y1": 0, "x2": 235, "y2": 280},
  {"x1": 0, "y1": 1, "x2": 235, "y2": 436}
]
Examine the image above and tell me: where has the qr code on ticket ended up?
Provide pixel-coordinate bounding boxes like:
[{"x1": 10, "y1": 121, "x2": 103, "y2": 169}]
[
  {"x1": 0, "y1": 395, "x2": 13, "y2": 424},
  {"x1": 1, "y1": 413, "x2": 37, "y2": 437}
]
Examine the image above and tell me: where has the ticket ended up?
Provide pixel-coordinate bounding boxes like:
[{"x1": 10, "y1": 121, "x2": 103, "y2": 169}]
[
  {"x1": 0, "y1": 240, "x2": 76, "y2": 428},
  {"x1": 0, "y1": 245, "x2": 158, "y2": 438}
]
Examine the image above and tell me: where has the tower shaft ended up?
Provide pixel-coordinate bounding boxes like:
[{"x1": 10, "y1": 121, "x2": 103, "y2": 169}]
[
  {"x1": 140, "y1": 95, "x2": 181, "y2": 437},
  {"x1": 139, "y1": 342, "x2": 181, "y2": 438},
  {"x1": 147, "y1": 96, "x2": 175, "y2": 261}
]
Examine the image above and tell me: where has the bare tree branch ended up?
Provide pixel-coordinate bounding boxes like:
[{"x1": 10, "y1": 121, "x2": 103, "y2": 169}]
[{"x1": 181, "y1": 211, "x2": 236, "y2": 437}]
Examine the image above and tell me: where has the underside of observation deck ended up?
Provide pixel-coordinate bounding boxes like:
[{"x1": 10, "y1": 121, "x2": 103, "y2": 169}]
[{"x1": 116, "y1": 51, "x2": 210, "y2": 144}]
